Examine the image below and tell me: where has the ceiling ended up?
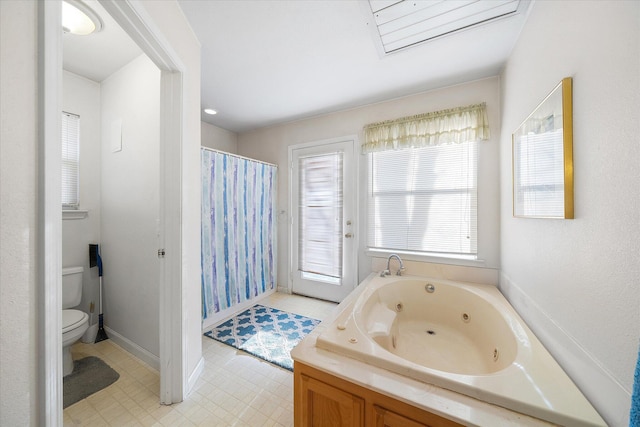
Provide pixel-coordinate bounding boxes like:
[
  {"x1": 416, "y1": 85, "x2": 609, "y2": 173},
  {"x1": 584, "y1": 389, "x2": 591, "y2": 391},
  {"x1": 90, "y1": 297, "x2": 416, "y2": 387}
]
[
  {"x1": 63, "y1": 0, "x2": 532, "y2": 134},
  {"x1": 63, "y1": 0, "x2": 141, "y2": 82}
]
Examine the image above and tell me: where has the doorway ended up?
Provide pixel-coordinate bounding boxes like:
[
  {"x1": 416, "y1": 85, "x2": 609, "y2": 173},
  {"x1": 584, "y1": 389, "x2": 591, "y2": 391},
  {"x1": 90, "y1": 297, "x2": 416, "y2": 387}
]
[
  {"x1": 62, "y1": 2, "x2": 163, "y2": 371},
  {"x1": 40, "y1": 1, "x2": 185, "y2": 424},
  {"x1": 289, "y1": 137, "x2": 358, "y2": 302}
]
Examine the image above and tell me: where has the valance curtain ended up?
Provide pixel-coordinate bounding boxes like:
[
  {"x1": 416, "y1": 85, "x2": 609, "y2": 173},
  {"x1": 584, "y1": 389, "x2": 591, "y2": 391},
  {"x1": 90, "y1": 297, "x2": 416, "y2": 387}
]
[{"x1": 362, "y1": 103, "x2": 490, "y2": 153}]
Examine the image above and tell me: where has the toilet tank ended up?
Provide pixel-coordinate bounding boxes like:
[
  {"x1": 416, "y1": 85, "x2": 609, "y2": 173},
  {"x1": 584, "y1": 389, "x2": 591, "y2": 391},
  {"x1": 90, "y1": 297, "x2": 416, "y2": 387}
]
[{"x1": 62, "y1": 266, "x2": 84, "y2": 309}]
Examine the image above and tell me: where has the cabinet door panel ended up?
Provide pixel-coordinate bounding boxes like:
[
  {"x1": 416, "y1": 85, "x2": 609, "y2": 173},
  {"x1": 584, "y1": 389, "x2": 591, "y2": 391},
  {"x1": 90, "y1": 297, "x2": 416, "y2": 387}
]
[{"x1": 300, "y1": 374, "x2": 364, "y2": 427}]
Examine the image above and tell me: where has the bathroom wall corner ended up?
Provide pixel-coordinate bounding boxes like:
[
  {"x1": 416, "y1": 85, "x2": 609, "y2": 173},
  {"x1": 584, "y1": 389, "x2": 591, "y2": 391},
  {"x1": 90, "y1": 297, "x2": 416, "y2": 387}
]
[
  {"x1": 201, "y1": 121, "x2": 238, "y2": 153},
  {"x1": 499, "y1": 272, "x2": 630, "y2": 426},
  {"x1": 104, "y1": 326, "x2": 160, "y2": 371}
]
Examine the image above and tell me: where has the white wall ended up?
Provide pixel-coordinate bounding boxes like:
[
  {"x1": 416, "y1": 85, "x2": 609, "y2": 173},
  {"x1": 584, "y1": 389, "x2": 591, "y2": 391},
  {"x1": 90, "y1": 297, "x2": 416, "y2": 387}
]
[
  {"x1": 100, "y1": 54, "x2": 161, "y2": 360},
  {"x1": 238, "y1": 77, "x2": 501, "y2": 291},
  {"x1": 0, "y1": 1, "x2": 203, "y2": 420},
  {"x1": 499, "y1": 2, "x2": 640, "y2": 425},
  {"x1": 0, "y1": 1, "x2": 38, "y2": 424},
  {"x1": 62, "y1": 71, "x2": 102, "y2": 324},
  {"x1": 201, "y1": 121, "x2": 237, "y2": 153}
]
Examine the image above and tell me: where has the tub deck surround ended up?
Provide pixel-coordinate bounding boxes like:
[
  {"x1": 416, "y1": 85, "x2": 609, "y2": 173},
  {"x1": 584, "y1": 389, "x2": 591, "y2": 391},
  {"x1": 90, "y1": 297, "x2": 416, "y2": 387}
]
[
  {"x1": 292, "y1": 290, "x2": 553, "y2": 426},
  {"x1": 292, "y1": 273, "x2": 606, "y2": 427}
]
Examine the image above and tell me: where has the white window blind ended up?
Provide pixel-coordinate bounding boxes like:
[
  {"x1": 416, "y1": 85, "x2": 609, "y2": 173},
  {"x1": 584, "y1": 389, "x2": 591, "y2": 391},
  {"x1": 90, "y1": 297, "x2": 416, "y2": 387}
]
[
  {"x1": 61, "y1": 112, "x2": 80, "y2": 208},
  {"x1": 368, "y1": 142, "x2": 477, "y2": 256},
  {"x1": 298, "y1": 152, "x2": 343, "y2": 279}
]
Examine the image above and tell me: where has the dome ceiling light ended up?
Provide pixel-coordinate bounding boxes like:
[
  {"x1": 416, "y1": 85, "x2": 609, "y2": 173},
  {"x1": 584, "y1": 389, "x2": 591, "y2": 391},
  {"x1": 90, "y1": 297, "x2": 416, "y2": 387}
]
[{"x1": 62, "y1": 0, "x2": 103, "y2": 35}]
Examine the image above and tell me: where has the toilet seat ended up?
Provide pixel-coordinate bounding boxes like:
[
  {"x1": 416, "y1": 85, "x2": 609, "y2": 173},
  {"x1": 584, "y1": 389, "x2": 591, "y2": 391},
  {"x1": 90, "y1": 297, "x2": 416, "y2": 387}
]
[{"x1": 63, "y1": 309, "x2": 88, "y2": 333}]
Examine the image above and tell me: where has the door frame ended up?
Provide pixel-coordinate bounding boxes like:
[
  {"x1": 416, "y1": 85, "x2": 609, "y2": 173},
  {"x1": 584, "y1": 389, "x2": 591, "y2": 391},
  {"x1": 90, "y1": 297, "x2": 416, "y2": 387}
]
[
  {"x1": 288, "y1": 135, "x2": 359, "y2": 302},
  {"x1": 100, "y1": 0, "x2": 185, "y2": 406},
  {"x1": 38, "y1": 1, "x2": 185, "y2": 424}
]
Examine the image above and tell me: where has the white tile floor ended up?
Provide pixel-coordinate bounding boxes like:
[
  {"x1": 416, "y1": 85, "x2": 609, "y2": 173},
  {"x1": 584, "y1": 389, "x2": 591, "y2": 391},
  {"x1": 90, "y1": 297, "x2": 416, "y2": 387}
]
[{"x1": 63, "y1": 292, "x2": 337, "y2": 426}]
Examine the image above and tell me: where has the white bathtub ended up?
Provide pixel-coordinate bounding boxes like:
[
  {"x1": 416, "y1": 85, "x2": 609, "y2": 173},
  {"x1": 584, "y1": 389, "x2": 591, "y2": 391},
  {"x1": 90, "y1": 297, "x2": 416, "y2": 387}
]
[{"x1": 316, "y1": 273, "x2": 606, "y2": 427}]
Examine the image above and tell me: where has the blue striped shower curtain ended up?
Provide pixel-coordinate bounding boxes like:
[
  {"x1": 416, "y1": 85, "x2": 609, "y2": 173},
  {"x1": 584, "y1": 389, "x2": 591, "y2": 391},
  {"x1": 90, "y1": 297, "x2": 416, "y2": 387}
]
[{"x1": 201, "y1": 149, "x2": 277, "y2": 319}]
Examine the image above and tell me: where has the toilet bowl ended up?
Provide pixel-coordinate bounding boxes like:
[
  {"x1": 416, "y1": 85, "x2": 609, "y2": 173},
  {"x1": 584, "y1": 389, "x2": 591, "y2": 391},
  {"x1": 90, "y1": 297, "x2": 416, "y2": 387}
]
[
  {"x1": 63, "y1": 309, "x2": 89, "y2": 375},
  {"x1": 62, "y1": 266, "x2": 89, "y2": 376}
]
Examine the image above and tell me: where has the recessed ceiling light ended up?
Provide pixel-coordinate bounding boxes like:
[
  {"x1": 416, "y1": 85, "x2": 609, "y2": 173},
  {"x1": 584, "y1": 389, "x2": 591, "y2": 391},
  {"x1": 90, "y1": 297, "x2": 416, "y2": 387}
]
[
  {"x1": 204, "y1": 109, "x2": 218, "y2": 115},
  {"x1": 62, "y1": 0, "x2": 103, "y2": 35}
]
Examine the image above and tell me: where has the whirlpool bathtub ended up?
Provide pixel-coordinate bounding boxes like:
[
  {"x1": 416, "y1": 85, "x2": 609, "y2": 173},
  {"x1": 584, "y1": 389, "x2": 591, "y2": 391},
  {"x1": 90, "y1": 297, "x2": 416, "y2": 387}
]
[{"x1": 316, "y1": 273, "x2": 605, "y2": 426}]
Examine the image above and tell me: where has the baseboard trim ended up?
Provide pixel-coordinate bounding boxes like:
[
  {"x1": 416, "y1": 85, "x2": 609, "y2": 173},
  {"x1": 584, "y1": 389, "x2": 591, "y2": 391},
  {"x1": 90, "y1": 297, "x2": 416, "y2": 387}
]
[
  {"x1": 201, "y1": 288, "x2": 277, "y2": 332},
  {"x1": 185, "y1": 356, "x2": 204, "y2": 398},
  {"x1": 276, "y1": 285, "x2": 291, "y2": 294},
  {"x1": 499, "y1": 272, "x2": 630, "y2": 426},
  {"x1": 103, "y1": 326, "x2": 160, "y2": 371}
]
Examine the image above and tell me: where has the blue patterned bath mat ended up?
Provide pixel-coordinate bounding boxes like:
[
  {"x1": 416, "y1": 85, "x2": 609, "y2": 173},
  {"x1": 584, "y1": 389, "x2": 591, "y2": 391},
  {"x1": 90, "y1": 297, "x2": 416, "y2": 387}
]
[{"x1": 204, "y1": 304, "x2": 320, "y2": 371}]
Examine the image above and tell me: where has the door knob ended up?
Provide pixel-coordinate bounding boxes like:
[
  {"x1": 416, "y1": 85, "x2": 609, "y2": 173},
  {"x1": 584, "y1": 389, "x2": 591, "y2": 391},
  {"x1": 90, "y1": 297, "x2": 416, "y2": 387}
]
[{"x1": 344, "y1": 233, "x2": 353, "y2": 238}]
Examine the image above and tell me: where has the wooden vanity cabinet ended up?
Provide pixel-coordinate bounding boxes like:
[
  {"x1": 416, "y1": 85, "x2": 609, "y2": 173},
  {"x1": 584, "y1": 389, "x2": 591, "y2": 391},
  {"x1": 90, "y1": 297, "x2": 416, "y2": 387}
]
[{"x1": 294, "y1": 362, "x2": 463, "y2": 427}]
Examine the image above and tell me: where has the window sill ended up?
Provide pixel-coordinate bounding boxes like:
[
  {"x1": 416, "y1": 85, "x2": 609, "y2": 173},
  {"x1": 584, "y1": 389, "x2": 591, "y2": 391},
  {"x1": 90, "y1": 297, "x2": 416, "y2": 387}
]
[
  {"x1": 63, "y1": 209, "x2": 88, "y2": 220},
  {"x1": 366, "y1": 249, "x2": 486, "y2": 268}
]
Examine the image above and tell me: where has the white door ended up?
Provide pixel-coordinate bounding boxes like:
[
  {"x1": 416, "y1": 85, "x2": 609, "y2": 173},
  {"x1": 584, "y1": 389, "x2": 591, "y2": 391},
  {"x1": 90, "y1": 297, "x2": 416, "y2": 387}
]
[{"x1": 290, "y1": 137, "x2": 357, "y2": 302}]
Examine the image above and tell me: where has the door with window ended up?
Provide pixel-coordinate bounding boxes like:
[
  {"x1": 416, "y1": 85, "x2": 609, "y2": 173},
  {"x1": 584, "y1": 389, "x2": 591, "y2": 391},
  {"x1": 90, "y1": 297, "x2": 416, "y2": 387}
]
[{"x1": 290, "y1": 138, "x2": 357, "y2": 302}]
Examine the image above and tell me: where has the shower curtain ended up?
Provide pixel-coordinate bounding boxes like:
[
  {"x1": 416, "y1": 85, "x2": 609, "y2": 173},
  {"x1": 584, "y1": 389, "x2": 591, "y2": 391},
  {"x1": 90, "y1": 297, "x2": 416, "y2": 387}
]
[{"x1": 201, "y1": 148, "x2": 277, "y2": 320}]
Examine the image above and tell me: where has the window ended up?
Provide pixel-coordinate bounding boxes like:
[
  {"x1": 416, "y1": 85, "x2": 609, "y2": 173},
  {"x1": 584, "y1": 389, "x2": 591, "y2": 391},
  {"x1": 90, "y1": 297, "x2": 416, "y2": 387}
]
[
  {"x1": 298, "y1": 151, "x2": 343, "y2": 283},
  {"x1": 367, "y1": 141, "x2": 477, "y2": 257},
  {"x1": 363, "y1": 103, "x2": 488, "y2": 260},
  {"x1": 61, "y1": 112, "x2": 80, "y2": 208}
]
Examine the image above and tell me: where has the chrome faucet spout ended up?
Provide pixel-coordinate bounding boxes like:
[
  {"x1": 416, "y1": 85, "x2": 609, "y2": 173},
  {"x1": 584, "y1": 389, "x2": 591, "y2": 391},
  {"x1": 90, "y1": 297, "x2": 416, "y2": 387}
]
[{"x1": 386, "y1": 254, "x2": 405, "y2": 276}]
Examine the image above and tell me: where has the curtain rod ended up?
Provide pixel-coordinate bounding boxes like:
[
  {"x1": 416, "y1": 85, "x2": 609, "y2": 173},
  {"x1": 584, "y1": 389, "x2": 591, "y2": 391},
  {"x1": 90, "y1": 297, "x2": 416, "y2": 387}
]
[{"x1": 200, "y1": 147, "x2": 278, "y2": 168}]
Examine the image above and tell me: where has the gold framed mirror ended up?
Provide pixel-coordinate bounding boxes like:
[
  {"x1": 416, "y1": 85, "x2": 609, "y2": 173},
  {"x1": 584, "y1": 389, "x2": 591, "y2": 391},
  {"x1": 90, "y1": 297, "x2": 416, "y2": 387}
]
[{"x1": 512, "y1": 77, "x2": 573, "y2": 219}]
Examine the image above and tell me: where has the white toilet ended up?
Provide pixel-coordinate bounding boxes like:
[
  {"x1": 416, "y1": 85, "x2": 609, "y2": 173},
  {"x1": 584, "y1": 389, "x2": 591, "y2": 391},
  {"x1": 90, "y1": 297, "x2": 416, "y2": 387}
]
[{"x1": 62, "y1": 266, "x2": 89, "y2": 376}]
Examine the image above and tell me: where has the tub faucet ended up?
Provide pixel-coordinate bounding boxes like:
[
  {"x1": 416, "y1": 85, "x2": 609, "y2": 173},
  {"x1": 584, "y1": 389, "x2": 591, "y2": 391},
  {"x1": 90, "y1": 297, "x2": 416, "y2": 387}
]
[{"x1": 381, "y1": 253, "x2": 405, "y2": 277}]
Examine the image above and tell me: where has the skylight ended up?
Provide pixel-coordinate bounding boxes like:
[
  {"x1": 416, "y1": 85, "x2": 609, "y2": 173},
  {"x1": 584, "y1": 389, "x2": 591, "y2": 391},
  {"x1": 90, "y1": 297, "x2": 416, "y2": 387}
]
[{"x1": 367, "y1": 0, "x2": 525, "y2": 54}]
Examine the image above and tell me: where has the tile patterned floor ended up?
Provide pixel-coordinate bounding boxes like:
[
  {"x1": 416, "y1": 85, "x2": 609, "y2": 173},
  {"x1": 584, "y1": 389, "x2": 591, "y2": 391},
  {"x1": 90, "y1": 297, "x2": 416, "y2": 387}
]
[{"x1": 63, "y1": 292, "x2": 337, "y2": 426}]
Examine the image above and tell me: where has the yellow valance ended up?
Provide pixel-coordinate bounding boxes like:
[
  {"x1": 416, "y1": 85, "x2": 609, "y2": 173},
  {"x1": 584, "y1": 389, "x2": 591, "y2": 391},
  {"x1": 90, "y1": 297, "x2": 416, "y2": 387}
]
[{"x1": 362, "y1": 103, "x2": 490, "y2": 153}]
